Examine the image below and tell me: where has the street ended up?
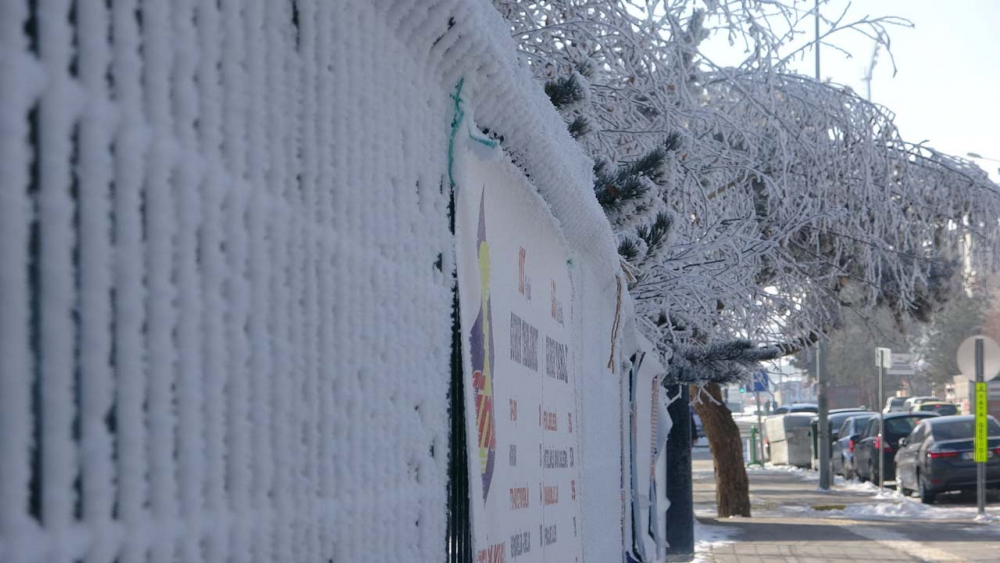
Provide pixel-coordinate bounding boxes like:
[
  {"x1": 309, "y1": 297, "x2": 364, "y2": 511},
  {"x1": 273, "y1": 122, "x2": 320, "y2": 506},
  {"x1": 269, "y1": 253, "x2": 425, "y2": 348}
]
[{"x1": 693, "y1": 418, "x2": 1000, "y2": 562}]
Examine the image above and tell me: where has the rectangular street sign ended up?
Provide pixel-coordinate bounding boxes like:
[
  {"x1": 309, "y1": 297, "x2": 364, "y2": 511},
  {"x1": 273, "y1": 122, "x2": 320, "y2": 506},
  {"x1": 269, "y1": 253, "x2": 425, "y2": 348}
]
[
  {"x1": 976, "y1": 382, "x2": 988, "y2": 463},
  {"x1": 886, "y1": 353, "x2": 915, "y2": 375},
  {"x1": 752, "y1": 370, "x2": 769, "y2": 393},
  {"x1": 875, "y1": 347, "x2": 892, "y2": 368}
]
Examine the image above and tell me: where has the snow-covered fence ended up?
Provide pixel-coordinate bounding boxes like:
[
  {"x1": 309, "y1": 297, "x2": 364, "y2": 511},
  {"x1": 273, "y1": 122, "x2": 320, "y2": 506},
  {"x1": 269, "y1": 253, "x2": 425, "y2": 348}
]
[{"x1": 0, "y1": 1, "x2": 637, "y2": 562}]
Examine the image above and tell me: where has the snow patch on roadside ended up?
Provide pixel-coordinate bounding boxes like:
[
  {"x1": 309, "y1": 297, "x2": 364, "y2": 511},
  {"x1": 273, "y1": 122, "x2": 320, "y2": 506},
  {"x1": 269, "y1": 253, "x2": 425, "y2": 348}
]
[
  {"x1": 747, "y1": 463, "x2": 814, "y2": 478},
  {"x1": 820, "y1": 494, "x2": 1000, "y2": 522},
  {"x1": 692, "y1": 519, "x2": 738, "y2": 562},
  {"x1": 831, "y1": 475, "x2": 882, "y2": 494}
]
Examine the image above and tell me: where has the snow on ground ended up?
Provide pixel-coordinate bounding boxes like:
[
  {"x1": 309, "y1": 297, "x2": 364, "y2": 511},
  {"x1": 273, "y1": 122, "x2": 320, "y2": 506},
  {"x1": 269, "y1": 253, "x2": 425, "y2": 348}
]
[
  {"x1": 831, "y1": 475, "x2": 881, "y2": 494},
  {"x1": 692, "y1": 519, "x2": 738, "y2": 563},
  {"x1": 755, "y1": 463, "x2": 1000, "y2": 523},
  {"x1": 838, "y1": 499, "x2": 991, "y2": 521},
  {"x1": 748, "y1": 463, "x2": 814, "y2": 478},
  {"x1": 824, "y1": 493, "x2": 1000, "y2": 522}
]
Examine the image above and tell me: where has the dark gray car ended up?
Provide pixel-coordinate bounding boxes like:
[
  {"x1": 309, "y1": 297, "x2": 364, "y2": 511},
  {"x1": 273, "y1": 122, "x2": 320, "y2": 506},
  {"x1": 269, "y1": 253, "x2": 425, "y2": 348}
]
[
  {"x1": 894, "y1": 415, "x2": 1000, "y2": 503},
  {"x1": 854, "y1": 412, "x2": 939, "y2": 484},
  {"x1": 832, "y1": 413, "x2": 877, "y2": 479}
]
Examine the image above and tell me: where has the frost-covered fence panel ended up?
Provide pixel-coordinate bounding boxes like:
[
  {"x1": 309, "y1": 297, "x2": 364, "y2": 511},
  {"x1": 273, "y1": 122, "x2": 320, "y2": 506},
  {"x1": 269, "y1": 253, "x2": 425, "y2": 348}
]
[
  {"x1": 0, "y1": 0, "x2": 631, "y2": 561},
  {"x1": 1, "y1": 1, "x2": 454, "y2": 561}
]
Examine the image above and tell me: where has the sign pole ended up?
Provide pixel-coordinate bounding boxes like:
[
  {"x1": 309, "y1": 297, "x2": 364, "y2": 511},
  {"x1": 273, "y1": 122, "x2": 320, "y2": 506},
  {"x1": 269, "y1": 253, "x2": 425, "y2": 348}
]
[
  {"x1": 976, "y1": 338, "x2": 986, "y2": 516},
  {"x1": 957, "y1": 334, "x2": 1000, "y2": 516},
  {"x1": 877, "y1": 349, "x2": 886, "y2": 492},
  {"x1": 755, "y1": 391, "x2": 765, "y2": 464}
]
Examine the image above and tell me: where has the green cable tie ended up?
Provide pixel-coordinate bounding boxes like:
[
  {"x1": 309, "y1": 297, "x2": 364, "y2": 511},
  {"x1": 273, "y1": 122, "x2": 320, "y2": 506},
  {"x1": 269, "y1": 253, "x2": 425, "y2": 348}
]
[{"x1": 448, "y1": 77, "x2": 498, "y2": 189}]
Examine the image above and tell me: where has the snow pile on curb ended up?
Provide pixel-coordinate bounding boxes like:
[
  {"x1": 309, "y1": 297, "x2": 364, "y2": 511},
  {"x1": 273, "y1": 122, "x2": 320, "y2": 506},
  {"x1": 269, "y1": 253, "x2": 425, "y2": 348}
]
[
  {"x1": 827, "y1": 496, "x2": 1000, "y2": 522},
  {"x1": 832, "y1": 475, "x2": 882, "y2": 494},
  {"x1": 749, "y1": 463, "x2": 815, "y2": 478}
]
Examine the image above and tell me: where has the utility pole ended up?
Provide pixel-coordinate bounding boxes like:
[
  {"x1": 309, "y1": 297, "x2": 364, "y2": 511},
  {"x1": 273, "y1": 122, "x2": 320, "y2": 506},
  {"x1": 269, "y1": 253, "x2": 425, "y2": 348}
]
[
  {"x1": 863, "y1": 43, "x2": 879, "y2": 102},
  {"x1": 814, "y1": 0, "x2": 821, "y2": 82},
  {"x1": 817, "y1": 343, "x2": 830, "y2": 489},
  {"x1": 813, "y1": 0, "x2": 832, "y2": 492}
]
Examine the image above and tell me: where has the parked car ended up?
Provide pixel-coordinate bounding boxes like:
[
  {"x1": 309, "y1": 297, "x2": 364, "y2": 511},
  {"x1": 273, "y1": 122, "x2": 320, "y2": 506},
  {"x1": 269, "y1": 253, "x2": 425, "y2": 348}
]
[
  {"x1": 894, "y1": 415, "x2": 1000, "y2": 503},
  {"x1": 883, "y1": 396, "x2": 908, "y2": 413},
  {"x1": 902, "y1": 396, "x2": 939, "y2": 411},
  {"x1": 909, "y1": 401, "x2": 958, "y2": 416},
  {"x1": 772, "y1": 403, "x2": 818, "y2": 415},
  {"x1": 832, "y1": 413, "x2": 878, "y2": 478},
  {"x1": 854, "y1": 412, "x2": 939, "y2": 483},
  {"x1": 809, "y1": 409, "x2": 873, "y2": 470}
]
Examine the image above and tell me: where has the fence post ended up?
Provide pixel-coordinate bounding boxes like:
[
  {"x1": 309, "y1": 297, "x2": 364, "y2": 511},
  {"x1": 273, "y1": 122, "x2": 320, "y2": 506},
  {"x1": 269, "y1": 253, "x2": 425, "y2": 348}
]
[{"x1": 665, "y1": 385, "x2": 694, "y2": 562}]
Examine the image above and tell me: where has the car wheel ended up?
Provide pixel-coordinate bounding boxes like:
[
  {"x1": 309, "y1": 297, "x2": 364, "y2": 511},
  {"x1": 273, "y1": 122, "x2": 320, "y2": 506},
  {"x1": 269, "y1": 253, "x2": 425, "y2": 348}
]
[
  {"x1": 869, "y1": 460, "x2": 877, "y2": 484},
  {"x1": 917, "y1": 470, "x2": 936, "y2": 504}
]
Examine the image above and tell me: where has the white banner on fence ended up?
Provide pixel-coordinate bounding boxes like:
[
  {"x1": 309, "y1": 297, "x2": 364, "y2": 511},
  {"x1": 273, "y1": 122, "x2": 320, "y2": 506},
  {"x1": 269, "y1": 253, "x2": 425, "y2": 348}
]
[{"x1": 455, "y1": 142, "x2": 584, "y2": 563}]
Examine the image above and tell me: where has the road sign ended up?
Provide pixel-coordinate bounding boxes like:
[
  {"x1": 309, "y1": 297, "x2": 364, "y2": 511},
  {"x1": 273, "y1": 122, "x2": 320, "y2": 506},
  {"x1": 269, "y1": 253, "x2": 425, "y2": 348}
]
[
  {"x1": 976, "y1": 382, "x2": 988, "y2": 462},
  {"x1": 875, "y1": 347, "x2": 891, "y2": 368},
  {"x1": 957, "y1": 335, "x2": 1000, "y2": 380},
  {"x1": 751, "y1": 370, "x2": 770, "y2": 393},
  {"x1": 886, "y1": 353, "x2": 915, "y2": 376}
]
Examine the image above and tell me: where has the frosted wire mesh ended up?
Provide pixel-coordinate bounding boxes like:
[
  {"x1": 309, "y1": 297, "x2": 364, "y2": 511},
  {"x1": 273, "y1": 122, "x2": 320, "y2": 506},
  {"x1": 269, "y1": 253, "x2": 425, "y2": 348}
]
[{"x1": 0, "y1": 1, "x2": 457, "y2": 561}]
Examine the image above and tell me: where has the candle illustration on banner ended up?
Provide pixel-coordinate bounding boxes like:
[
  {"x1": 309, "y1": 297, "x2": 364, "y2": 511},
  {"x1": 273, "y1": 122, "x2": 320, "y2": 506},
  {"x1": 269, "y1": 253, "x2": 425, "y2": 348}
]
[{"x1": 470, "y1": 188, "x2": 497, "y2": 502}]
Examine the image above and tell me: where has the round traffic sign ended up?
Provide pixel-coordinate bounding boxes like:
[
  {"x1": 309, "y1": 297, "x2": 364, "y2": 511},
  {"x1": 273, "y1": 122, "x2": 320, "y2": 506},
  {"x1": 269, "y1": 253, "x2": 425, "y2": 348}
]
[{"x1": 957, "y1": 335, "x2": 1000, "y2": 380}]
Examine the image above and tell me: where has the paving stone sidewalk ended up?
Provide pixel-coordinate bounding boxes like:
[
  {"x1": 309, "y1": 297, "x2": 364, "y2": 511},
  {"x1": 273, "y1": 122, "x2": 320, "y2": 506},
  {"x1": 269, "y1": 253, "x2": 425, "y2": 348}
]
[{"x1": 692, "y1": 445, "x2": 1000, "y2": 562}]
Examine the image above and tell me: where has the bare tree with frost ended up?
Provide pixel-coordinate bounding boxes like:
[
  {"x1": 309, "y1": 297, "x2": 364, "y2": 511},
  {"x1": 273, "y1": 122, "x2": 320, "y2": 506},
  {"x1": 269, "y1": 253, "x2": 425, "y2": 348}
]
[{"x1": 496, "y1": 0, "x2": 1000, "y2": 517}]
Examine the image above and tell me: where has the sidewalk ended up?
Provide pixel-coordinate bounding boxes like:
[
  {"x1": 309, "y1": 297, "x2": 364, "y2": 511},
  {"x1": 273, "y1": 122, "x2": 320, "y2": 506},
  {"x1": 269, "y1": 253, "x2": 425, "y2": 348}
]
[{"x1": 692, "y1": 446, "x2": 1000, "y2": 562}]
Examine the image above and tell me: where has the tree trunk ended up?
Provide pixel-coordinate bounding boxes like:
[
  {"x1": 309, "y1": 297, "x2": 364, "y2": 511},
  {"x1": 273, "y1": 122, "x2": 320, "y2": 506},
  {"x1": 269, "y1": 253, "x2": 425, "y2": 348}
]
[{"x1": 693, "y1": 383, "x2": 752, "y2": 517}]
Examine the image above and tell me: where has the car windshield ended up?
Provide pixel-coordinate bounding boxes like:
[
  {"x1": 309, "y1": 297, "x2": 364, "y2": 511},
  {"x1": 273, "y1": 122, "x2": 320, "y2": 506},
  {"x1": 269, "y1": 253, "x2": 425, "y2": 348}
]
[
  {"x1": 839, "y1": 414, "x2": 873, "y2": 435},
  {"x1": 850, "y1": 414, "x2": 875, "y2": 428},
  {"x1": 884, "y1": 417, "x2": 927, "y2": 438},
  {"x1": 920, "y1": 404, "x2": 957, "y2": 415},
  {"x1": 932, "y1": 419, "x2": 1000, "y2": 441},
  {"x1": 829, "y1": 412, "x2": 868, "y2": 429}
]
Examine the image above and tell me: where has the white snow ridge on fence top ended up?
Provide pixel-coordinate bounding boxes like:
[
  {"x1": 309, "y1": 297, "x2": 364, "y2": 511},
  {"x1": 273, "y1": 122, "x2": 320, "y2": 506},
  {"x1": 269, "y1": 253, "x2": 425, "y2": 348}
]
[{"x1": 0, "y1": 1, "x2": 628, "y2": 562}]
